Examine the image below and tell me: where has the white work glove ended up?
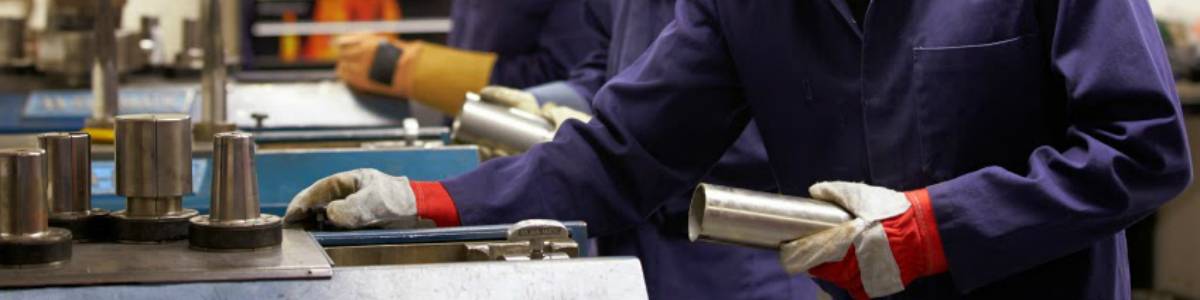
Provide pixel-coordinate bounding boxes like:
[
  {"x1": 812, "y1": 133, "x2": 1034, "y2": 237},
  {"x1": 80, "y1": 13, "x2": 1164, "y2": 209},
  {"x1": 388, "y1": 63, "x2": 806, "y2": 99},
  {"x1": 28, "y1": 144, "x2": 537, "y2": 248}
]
[
  {"x1": 780, "y1": 181, "x2": 912, "y2": 298},
  {"x1": 478, "y1": 86, "x2": 593, "y2": 129},
  {"x1": 284, "y1": 169, "x2": 434, "y2": 229}
]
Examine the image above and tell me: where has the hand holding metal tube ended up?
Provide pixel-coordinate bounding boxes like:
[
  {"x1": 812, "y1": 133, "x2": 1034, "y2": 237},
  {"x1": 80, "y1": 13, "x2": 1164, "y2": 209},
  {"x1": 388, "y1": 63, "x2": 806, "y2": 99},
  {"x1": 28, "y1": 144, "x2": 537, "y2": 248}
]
[{"x1": 454, "y1": 87, "x2": 594, "y2": 159}]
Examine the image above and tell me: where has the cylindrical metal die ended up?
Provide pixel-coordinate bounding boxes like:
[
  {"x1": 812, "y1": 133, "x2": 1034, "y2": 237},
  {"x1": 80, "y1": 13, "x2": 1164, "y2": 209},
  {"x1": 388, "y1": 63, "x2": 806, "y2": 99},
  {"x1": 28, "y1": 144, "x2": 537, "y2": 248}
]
[
  {"x1": 0, "y1": 149, "x2": 72, "y2": 267},
  {"x1": 688, "y1": 184, "x2": 852, "y2": 249},
  {"x1": 452, "y1": 99, "x2": 554, "y2": 155},
  {"x1": 210, "y1": 132, "x2": 258, "y2": 221},
  {"x1": 112, "y1": 114, "x2": 198, "y2": 243},
  {"x1": 39, "y1": 132, "x2": 110, "y2": 242},
  {"x1": 189, "y1": 132, "x2": 281, "y2": 251},
  {"x1": 115, "y1": 114, "x2": 193, "y2": 199}
]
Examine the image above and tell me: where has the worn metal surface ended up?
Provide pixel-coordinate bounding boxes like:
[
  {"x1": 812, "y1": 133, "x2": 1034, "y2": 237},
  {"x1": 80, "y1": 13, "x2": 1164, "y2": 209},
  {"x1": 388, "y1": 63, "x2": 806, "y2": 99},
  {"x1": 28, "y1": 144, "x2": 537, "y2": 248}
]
[
  {"x1": 452, "y1": 99, "x2": 554, "y2": 154},
  {"x1": 0, "y1": 257, "x2": 645, "y2": 300},
  {"x1": 0, "y1": 228, "x2": 330, "y2": 288},
  {"x1": 689, "y1": 183, "x2": 852, "y2": 249}
]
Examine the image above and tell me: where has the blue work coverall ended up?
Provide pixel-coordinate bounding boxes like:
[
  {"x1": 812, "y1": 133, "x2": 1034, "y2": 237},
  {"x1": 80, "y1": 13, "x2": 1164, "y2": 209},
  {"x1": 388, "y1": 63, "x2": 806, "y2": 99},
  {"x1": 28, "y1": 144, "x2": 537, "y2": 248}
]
[
  {"x1": 448, "y1": 0, "x2": 602, "y2": 88},
  {"x1": 527, "y1": 0, "x2": 816, "y2": 299},
  {"x1": 444, "y1": 1, "x2": 1192, "y2": 299}
]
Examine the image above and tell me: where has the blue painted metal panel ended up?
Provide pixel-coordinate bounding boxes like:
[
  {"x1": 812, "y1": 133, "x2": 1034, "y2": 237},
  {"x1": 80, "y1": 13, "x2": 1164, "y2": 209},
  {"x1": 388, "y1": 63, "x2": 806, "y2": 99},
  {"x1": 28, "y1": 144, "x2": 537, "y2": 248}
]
[
  {"x1": 23, "y1": 87, "x2": 196, "y2": 119},
  {"x1": 91, "y1": 147, "x2": 480, "y2": 216}
]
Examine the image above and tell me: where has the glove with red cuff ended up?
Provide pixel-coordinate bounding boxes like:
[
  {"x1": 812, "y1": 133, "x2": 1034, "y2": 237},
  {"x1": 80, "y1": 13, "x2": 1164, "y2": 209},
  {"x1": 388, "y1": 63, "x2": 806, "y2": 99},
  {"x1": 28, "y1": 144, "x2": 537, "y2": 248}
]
[
  {"x1": 780, "y1": 182, "x2": 948, "y2": 299},
  {"x1": 283, "y1": 169, "x2": 460, "y2": 229}
]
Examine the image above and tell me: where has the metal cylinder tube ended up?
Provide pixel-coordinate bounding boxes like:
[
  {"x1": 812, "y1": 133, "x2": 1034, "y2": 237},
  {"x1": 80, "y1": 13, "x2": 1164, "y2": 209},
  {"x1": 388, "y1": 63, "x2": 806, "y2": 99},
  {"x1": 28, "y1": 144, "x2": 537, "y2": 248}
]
[
  {"x1": 452, "y1": 99, "x2": 554, "y2": 154},
  {"x1": 112, "y1": 114, "x2": 198, "y2": 243},
  {"x1": 189, "y1": 132, "x2": 281, "y2": 251},
  {"x1": 39, "y1": 132, "x2": 110, "y2": 241},
  {"x1": 210, "y1": 132, "x2": 259, "y2": 221},
  {"x1": 115, "y1": 114, "x2": 193, "y2": 200},
  {"x1": 200, "y1": 0, "x2": 226, "y2": 126},
  {"x1": 0, "y1": 149, "x2": 49, "y2": 236},
  {"x1": 39, "y1": 133, "x2": 91, "y2": 214},
  {"x1": 688, "y1": 184, "x2": 852, "y2": 249},
  {"x1": 0, "y1": 149, "x2": 72, "y2": 266}
]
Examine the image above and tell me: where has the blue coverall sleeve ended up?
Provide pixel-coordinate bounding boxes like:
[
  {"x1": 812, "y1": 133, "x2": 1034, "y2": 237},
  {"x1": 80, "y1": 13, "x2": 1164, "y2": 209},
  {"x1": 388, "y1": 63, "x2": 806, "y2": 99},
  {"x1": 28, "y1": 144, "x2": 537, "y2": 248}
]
[
  {"x1": 928, "y1": 0, "x2": 1192, "y2": 291},
  {"x1": 486, "y1": 0, "x2": 605, "y2": 88},
  {"x1": 442, "y1": 0, "x2": 750, "y2": 237}
]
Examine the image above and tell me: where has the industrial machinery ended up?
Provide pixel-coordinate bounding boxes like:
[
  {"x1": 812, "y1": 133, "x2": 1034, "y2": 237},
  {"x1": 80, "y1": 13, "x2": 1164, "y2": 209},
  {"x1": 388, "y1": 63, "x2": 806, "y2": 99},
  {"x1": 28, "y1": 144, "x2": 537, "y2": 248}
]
[
  {"x1": 111, "y1": 114, "x2": 198, "y2": 243},
  {"x1": 35, "y1": 0, "x2": 146, "y2": 87},
  {"x1": 0, "y1": 1, "x2": 651, "y2": 297},
  {"x1": 0, "y1": 148, "x2": 74, "y2": 267},
  {"x1": 39, "y1": 132, "x2": 110, "y2": 242},
  {"x1": 689, "y1": 183, "x2": 852, "y2": 248},
  {"x1": 188, "y1": 131, "x2": 282, "y2": 251}
]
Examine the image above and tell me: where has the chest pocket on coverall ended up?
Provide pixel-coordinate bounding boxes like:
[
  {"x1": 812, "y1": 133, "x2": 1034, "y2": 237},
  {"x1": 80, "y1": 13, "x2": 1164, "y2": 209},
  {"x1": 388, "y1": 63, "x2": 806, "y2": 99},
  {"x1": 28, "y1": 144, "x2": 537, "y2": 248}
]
[{"x1": 912, "y1": 34, "x2": 1048, "y2": 181}]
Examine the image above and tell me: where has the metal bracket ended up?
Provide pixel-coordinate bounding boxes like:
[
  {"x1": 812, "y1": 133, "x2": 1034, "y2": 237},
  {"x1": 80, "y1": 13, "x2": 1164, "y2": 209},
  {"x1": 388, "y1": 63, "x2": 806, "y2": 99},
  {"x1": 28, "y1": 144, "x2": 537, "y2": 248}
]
[{"x1": 464, "y1": 219, "x2": 578, "y2": 261}]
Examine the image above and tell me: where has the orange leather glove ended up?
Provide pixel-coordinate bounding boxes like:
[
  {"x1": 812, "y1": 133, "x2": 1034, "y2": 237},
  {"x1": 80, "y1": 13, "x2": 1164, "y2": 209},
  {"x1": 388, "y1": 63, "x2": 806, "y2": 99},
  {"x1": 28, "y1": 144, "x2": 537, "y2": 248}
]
[{"x1": 335, "y1": 34, "x2": 498, "y2": 115}]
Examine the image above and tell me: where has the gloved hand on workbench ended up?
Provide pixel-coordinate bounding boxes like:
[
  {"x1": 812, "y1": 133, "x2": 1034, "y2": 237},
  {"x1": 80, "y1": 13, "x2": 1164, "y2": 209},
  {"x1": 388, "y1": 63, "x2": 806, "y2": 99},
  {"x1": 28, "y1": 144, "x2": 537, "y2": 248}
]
[
  {"x1": 283, "y1": 168, "x2": 460, "y2": 229},
  {"x1": 335, "y1": 34, "x2": 498, "y2": 116},
  {"x1": 779, "y1": 181, "x2": 948, "y2": 300}
]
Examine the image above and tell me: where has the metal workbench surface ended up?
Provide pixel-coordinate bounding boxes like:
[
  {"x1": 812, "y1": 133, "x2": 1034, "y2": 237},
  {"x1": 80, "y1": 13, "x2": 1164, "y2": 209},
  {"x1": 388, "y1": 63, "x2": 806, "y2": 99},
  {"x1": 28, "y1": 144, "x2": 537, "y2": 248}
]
[{"x1": 1, "y1": 257, "x2": 648, "y2": 300}]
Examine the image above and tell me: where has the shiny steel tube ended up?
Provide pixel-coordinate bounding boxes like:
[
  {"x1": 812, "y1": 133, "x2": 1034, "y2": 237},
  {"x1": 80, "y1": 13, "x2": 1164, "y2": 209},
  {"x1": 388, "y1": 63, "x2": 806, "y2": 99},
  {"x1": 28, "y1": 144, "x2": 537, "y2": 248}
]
[
  {"x1": 0, "y1": 149, "x2": 47, "y2": 236},
  {"x1": 38, "y1": 132, "x2": 91, "y2": 214},
  {"x1": 200, "y1": 0, "x2": 226, "y2": 126},
  {"x1": 452, "y1": 99, "x2": 555, "y2": 154},
  {"x1": 115, "y1": 114, "x2": 193, "y2": 215},
  {"x1": 688, "y1": 183, "x2": 852, "y2": 249},
  {"x1": 92, "y1": 0, "x2": 119, "y2": 122},
  {"x1": 210, "y1": 132, "x2": 259, "y2": 221}
]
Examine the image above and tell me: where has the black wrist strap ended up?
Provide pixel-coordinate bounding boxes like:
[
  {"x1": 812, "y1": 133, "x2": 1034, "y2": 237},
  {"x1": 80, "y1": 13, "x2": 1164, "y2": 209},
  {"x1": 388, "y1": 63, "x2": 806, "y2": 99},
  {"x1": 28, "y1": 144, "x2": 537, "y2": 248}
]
[{"x1": 368, "y1": 41, "x2": 403, "y2": 86}]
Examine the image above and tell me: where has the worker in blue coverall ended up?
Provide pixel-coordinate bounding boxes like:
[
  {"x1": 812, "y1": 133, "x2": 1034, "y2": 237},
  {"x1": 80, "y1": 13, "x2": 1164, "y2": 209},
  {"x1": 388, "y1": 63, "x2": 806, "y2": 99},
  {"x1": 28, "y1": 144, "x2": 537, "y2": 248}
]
[
  {"x1": 334, "y1": 0, "x2": 601, "y2": 115},
  {"x1": 469, "y1": 0, "x2": 815, "y2": 298},
  {"x1": 484, "y1": 0, "x2": 817, "y2": 298},
  {"x1": 292, "y1": 1, "x2": 1193, "y2": 299},
  {"x1": 336, "y1": 0, "x2": 814, "y2": 298}
]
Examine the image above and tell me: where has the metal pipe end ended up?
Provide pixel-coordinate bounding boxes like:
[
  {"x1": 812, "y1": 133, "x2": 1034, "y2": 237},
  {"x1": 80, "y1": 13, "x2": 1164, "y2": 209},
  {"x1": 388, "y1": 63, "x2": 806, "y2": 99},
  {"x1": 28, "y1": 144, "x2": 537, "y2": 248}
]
[{"x1": 687, "y1": 184, "x2": 712, "y2": 242}]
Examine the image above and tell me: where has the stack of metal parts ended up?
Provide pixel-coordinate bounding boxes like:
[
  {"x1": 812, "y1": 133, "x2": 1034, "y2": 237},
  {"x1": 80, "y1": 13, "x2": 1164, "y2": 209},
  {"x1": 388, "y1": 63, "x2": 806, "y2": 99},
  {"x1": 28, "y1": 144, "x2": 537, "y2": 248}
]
[
  {"x1": 0, "y1": 149, "x2": 73, "y2": 267},
  {"x1": 111, "y1": 114, "x2": 198, "y2": 243},
  {"x1": 39, "y1": 133, "x2": 110, "y2": 242},
  {"x1": 189, "y1": 132, "x2": 282, "y2": 251}
]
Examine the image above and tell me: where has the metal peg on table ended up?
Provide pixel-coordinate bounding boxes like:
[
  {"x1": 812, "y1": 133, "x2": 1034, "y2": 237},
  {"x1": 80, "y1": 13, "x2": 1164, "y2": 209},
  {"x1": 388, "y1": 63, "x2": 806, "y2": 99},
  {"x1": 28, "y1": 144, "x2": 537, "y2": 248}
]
[
  {"x1": 111, "y1": 114, "x2": 198, "y2": 243},
  {"x1": 39, "y1": 132, "x2": 111, "y2": 242},
  {"x1": 189, "y1": 132, "x2": 282, "y2": 251},
  {"x1": 0, "y1": 149, "x2": 73, "y2": 267}
]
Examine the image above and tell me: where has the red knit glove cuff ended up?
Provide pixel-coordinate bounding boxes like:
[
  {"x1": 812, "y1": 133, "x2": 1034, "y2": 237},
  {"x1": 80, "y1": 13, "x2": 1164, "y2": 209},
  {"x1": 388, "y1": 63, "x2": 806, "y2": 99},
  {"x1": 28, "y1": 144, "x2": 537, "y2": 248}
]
[
  {"x1": 411, "y1": 181, "x2": 461, "y2": 227},
  {"x1": 881, "y1": 189, "x2": 948, "y2": 286}
]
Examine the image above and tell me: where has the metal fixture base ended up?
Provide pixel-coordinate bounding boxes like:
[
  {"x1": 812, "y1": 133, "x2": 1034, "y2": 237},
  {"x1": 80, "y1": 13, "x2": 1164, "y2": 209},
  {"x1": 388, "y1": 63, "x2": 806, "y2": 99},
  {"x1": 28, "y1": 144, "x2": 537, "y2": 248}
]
[
  {"x1": 49, "y1": 209, "x2": 112, "y2": 242},
  {"x1": 110, "y1": 209, "x2": 199, "y2": 243},
  {"x1": 188, "y1": 214, "x2": 283, "y2": 251},
  {"x1": 0, "y1": 228, "x2": 73, "y2": 267}
]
